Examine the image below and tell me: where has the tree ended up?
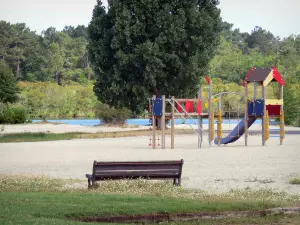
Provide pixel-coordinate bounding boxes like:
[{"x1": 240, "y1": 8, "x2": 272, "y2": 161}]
[
  {"x1": 0, "y1": 61, "x2": 19, "y2": 112},
  {"x1": 88, "y1": 0, "x2": 222, "y2": 113},
  {"x1": 0, "y1": 21, "x2": 39, "y2": 79},
  {"x1": 246, "y1": 26, "x2": 277, "y2": 54},
  {"x1": 283, "y1": 75, "x2": 300, "y2": 126}
]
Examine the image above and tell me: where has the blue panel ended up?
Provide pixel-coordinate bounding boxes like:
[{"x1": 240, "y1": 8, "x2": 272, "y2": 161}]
[
  {"x1": 254, "y1": 99, "x2": 264, "y2": 116},
  {"x1": 248, "y1": 101, "x2": 254, "y2": 116},
  {"x1": 153, "y1": 98, "x2": 163, "y2": 116},
  {"x1": 248, "y1": 99, "x2": 264, "y2": 117}
]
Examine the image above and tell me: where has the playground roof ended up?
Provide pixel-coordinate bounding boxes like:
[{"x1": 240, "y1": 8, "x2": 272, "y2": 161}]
[{"x1": 243, "y1": 67, "x2": 286, "y2": 86}]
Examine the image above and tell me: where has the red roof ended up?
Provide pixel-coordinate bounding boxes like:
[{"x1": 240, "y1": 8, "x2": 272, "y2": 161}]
[{"x1": 243, "y1": 67, "x2": 285, "y2": 86}]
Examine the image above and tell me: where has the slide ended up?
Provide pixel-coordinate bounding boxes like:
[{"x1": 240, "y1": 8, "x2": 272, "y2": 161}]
[{"x1": 214, "y1": 117, "x2": 257, "y2": 145}]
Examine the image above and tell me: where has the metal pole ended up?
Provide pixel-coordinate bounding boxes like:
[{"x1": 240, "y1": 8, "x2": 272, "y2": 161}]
[
  {"x1": 244, "y1": 83, "x2": 248, "y2": 146},
  {"x1": 198, "y1": 88, "x2": 202, "y2": 148},
  {"x1": 161, "y1": 95, "x2": 166, "y2": 149},
  {"x1": 217, "y1": 95, "x2": 222, "y2": 146},
  {"x1": 171, "y1": 96, "x2": 175, "y2": 149},
  {"x1": 152, "y1": 95, "x2": 156, "y2": 149},
  {"x1": 262, "y1": 85, "x2": 266, "y2": 146},
  {"x1": 208, "y1": 79, "x2": 212, "y2": 147}
]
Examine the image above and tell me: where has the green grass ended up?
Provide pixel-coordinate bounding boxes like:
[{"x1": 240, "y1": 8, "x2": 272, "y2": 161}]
[
  {"x1": 0, "y1": 175, "x2": 300, "y2": 224},
  {"x1": 0, "y1": 129, "x2": 200, "y2": 143},
  {"x1": 0, "y1": 132, "x2": 83, "y2": 143},
  {"x1": 289, "y1": 177, "x2": 300, "y2": 185}
]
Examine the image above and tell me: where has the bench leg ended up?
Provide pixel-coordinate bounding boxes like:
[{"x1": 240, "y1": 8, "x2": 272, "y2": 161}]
[
  {"x1": 177, "y1": 178, "x2": 181, "y2": 186},
  {"x1": 173, "y1": 178, "x2": 176, "y2": 186},
  {"x1": 173, "y1": 178, "x2": 181, "y2": 186},
  {"x1": 87, "y1": 178, "x2": 92, "y2": 189}
]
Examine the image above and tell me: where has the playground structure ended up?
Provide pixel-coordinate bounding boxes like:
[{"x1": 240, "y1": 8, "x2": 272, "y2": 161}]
[{"x1": 149, "y1": 67, "x2": 286, "y2": 149}]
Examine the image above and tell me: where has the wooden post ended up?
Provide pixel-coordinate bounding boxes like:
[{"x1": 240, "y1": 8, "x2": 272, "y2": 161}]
[
  {"x1": 198, "y1": 88, "x2": 202, "y2": 148},
  {"x1": 161, "y1": 95, "x2": 166, "y2": 149},
  {"x1": 208, "y1": 79, "x2": 213, "y2": 147},
  {"x1": 244, "y1": 83, "x2": 248, "y2": 146},
  {"x1": 262, "y1": 85, "x2": 266, "y2": 146},
  {"x1": 280, "y1": 85, "x2": 284, "y2": 145},
  {"x1": 171, "y1": 96, "x2": 175, "y2": 149},
  {"x1": 152, "y1": 95, "x2": 156, "y2": 149}
]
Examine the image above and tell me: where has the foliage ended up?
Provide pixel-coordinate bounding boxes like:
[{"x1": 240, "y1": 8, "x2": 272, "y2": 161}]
[
  {"x1": 1, "y1": 18, "x2": 300, "y2": 124},
  {"x1": 0, "y1": 61, "x2": 19, "y2": 105},
  {"x1": 18, "y1": 82, "x2": 98, "y2": 119},
  {"x1": 283, "y1": 75, "x2": 300, "y2": 126},
  {"x1": 88, "y1": 0, "x2": 222, "y2": 114},
  {"x1": 0, "y1": 21, "x2": 92, "y2": 84},
  {"x1": 95, "y1": 103, "x2": 132, "y2": 125},
  {"x1": 0, "y1": 104, "x2": 28, "y2": 124}
]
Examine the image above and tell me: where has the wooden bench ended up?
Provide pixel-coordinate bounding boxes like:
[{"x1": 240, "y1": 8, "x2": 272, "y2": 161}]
[{"x1": 85, "y1": 159, "x2": 184, "y2": 188}]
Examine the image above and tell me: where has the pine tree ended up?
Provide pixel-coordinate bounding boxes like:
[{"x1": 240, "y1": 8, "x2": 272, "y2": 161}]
[
  {"x1": 88, "y1": 0, "x2": 222, "y2": 113},
  {"x1": 0, "y1": 60, "x2": 19, "y2": 113}
]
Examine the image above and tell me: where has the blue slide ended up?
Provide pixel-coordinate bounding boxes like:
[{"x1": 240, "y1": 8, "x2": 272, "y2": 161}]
[{"x1": 214, "y1": 117, "x2": 257, "y2": 145}]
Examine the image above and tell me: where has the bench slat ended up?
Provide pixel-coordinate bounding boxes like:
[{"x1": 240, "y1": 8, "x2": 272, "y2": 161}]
[
  {"x1": 93, "y1": 164, "x2": 181, "y2": 171},
  {"x1": 95, "y1": 175, "x2": 179, "y2": 180},
  {"x1": 94, "y1": 171, "x2": 179, "y2": 177}
]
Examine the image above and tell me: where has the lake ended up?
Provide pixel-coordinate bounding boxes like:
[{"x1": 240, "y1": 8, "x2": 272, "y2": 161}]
[{"x1": 32, "y1": 118, "x2": 263, "y2": 126}]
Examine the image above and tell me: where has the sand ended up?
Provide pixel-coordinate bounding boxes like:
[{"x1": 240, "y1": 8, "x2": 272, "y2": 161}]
[
  {"x1": 1, "y1": 123, "x2": 300, "y2": 195},
  {"x1": 2, "y1": 122, "x2": 299, "y2": 134}
]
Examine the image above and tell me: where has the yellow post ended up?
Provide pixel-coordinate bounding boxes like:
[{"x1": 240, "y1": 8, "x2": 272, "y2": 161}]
[
  {"x1": 264, "y1": 110, "x2": 270, "y2": 142},
  {"x1": 280, "y1": 110, "x2": 285, "y2": 145}
]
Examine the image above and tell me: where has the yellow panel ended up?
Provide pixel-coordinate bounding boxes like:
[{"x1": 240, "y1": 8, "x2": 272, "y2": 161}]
[
  {"x1": 265, "y1": 99, "x2": 283, "y2": 105},
  {"x1": 263, "y1": 71, "x2": 274, "y2": 86}
]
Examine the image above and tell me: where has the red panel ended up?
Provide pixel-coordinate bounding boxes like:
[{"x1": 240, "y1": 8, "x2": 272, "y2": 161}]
[
  {"x1": 205, "y1": 76, "x2": 211, "y2": 85},
  {"x1": 266, "y1": 105, "x2": 281, "y2": 116},
  {"x1": 185, "y1": 100, "x2": 194, "y2": 113},
  {"x1": 177, "y1": 101, "x2": 183, "y2": 113},
  {"x1": 196, "y1": 100, "x2": 202, "y2": 114},
  {"x1": 272, "y1": 67, "x2": 286, "y2": 86},
  {"x1": 243, "y1": 67, "x2": 255, "y2": 86}
]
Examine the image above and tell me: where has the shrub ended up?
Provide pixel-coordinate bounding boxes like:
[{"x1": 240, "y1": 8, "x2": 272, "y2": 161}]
[
  {"x1": 289, "y1": 177, "x2": 300, "y2": 185},
  {"x1": 0, "y1": 104, "x2": 29, "y2": 124},
  {"x1": 95, "y1": 103, "x2": 131, "y2": 125}
]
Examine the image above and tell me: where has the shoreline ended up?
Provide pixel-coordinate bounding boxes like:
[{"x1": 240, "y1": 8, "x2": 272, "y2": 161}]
[{"x1": 1, "y1": 122, "x2": 300, "y2": 135}]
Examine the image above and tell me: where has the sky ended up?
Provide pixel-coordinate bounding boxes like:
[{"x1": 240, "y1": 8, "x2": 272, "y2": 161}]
[{"x1": 1, "y1": 0, "x2": 300, "y2": 38}]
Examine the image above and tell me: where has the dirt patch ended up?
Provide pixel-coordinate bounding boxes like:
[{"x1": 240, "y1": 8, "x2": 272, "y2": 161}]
[{"x1": 68, "y1": 207, "x2": 300, "y2": 224}]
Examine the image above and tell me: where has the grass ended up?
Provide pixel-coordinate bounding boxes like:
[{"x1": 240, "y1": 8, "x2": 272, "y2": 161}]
[
  {"x1": 0, "y1": 132, "x2": 83, "y2": 143},
  {"x1": 289, "y1": 176, "x2": 300, "y2": 185},
  {"x1": 0, "y1": 129, "x2": 201, "y2": 143},
  {"x1": 0, "y1": 175, "x2": 300, "y2": 224}
]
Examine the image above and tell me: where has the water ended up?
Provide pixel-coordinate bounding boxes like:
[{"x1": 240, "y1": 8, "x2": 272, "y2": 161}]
[{"x1": 32, "y1": 118, "x2": 262, "y2": 126}]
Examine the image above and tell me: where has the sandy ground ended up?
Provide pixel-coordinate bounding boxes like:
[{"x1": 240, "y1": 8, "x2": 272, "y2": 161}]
[
  {"x1": 1, "y1": 124, "x2": 300, "y2": 195},
  {"x1": 2, "y1": 122, "x2": 299, "y2": 134},
  {"x1": 0, "y1": 123, "x2": 149, "y2": 134}
]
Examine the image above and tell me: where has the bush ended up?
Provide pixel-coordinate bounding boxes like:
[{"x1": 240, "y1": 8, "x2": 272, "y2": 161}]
[
  {"x1": 95, "y1": 103, "x2": 131, "y2": 125},
  {"x1": 0, "y1": 105, "x2": 29, "y2": 124}
]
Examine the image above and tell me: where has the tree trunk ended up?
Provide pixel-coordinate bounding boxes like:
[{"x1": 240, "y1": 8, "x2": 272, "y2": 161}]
[
  {"x1": 55, "y1": 72, "x2": 59, "y2": 84},
  {"x1": 16, "y1": 59, "x2": 20, "y2": 79},
  {"x1": 86, "y1": 53, "x2": 91, "y2": 80}
]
